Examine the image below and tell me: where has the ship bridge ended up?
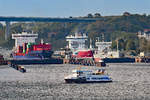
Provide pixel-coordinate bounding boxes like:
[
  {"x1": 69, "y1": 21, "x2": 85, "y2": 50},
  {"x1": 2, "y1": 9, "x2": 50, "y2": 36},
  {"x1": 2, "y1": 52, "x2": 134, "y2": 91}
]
[
  {"x1": 12, "y1": 32, "x2": 38, "y2": 48},
  {"x1": 66, "y1": 32, "x2": 88, "y2": 51}
]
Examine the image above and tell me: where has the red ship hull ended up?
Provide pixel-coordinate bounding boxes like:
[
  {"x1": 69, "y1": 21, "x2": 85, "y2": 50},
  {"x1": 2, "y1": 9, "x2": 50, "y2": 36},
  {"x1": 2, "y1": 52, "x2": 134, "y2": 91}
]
[
  {"x1": 12, "y1": 43, "x2": 53, "y2": 60},
  {"x1": 72, "y1": 50, "x2": 94, "y2": 58}
]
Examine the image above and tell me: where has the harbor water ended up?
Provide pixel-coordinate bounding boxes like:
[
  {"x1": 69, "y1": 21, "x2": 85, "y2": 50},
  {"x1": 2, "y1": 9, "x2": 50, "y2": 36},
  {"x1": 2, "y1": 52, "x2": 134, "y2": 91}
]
[{"x1": 0, "y1": 63, "x2": 150, "y2": 100}]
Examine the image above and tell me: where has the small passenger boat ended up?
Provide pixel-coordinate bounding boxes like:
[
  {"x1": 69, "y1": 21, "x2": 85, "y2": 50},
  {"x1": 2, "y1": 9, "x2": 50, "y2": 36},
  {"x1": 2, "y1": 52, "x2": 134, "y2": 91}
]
[{"x1": 64, "y1": 67, "x2": 112, "y2": 83}]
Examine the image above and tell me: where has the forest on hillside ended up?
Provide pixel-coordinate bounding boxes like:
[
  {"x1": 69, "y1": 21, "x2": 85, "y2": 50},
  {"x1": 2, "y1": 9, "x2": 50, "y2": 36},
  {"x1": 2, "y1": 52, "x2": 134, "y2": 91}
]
[{"x1": 0, "y1": 12, "x2": 150, "y2": 55}]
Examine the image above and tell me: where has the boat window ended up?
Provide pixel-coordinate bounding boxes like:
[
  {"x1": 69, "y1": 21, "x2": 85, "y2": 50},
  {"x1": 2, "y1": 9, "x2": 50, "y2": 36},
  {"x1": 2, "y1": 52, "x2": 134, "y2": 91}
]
[
  {"x1": 100, "y1": 77, "x2": 109, "y2": 79},
  {"x1": 78, "y1": 72, "x2": 83, "y2": 75},
  {"x1": 92, "y1": 77, "x2": 97, "y2": 79}
]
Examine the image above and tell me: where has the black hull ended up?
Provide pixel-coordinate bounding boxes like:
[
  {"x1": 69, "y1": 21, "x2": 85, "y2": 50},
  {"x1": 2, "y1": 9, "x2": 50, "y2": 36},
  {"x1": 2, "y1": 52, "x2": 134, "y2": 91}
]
[
  {"x1": 9, "y1": 58, "x2": 63, "y2": 65},
  {"x1": 8, "y1": 64, "x2": 26, "y2": 73},
  {"x1": 102, "y1": 57, "x2": 135, "y2": 63},
  {"x1": 65, "y1": 79, "x2": 112, "y2": 83}
]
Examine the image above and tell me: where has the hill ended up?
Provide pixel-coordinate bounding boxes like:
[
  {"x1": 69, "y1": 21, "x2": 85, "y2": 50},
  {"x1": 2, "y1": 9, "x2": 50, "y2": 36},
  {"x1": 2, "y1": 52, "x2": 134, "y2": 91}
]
[{"x1": 0, "y1": 13, "x2": 150, "y2": 55}]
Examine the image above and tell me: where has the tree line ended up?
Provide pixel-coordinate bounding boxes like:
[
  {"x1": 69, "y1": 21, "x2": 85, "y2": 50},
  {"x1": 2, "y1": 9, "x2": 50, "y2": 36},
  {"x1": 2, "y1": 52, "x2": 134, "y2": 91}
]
[{"x1": 0, "y1": 12, "x2": 150, "y2": 55}]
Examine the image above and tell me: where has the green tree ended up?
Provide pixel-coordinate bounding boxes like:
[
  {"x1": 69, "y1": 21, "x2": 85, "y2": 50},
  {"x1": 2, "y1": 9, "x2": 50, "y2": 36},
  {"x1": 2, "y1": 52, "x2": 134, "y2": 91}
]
[
  {"x1": 125, "y1": 40, "x2": 136, "y2": 51},
  {"x1": 87, "y1": 13, "x2": 93, "y2": 18},
  {"x1": 94, "y1": 13, "x2": 101, "y2": 18}
]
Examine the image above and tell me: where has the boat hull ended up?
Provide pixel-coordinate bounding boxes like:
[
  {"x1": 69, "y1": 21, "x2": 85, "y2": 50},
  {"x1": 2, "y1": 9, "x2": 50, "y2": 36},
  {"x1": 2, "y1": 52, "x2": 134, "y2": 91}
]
[
  {"x1": 65, "y1": 79, "x2": 112, "y2": 83},
  {"x1": 98, "y1": 57, "x2": 135, "y2": 63},
  {"x1": 9, "y1": 58, "x2": 63, "y2": 65}
]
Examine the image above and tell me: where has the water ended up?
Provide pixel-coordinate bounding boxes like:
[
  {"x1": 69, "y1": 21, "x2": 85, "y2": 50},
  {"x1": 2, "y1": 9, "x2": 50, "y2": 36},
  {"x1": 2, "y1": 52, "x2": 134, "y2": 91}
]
[{"x1": 0, "y1": 63, "x2": 150, "y2": 100}]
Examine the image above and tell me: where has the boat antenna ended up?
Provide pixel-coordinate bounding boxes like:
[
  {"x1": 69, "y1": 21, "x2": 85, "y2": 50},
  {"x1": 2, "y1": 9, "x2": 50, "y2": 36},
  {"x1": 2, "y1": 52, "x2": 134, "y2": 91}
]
[
  {"x1": 41, "y1": 38, "x2": 44, "y2": 44},
  {"x1": 90, "y1": 38, "x2": 92, "y2": 49},
  {"x1": 117, "y1": 39, "x2": 119, "y2": 51},
  {"x1": 102, "y1": 32, "x2": 104, "y2": 42},
  {"x1": 96, "y1": 37, "x2": 100, "y2": 42}
]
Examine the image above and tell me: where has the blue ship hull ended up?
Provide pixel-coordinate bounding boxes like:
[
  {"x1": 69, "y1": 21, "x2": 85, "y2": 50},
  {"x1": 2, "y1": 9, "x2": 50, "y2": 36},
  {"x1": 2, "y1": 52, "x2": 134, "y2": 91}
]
[
  {"x1": 12, "y1": 50, "x2": 53, "y2": 60},
  {"x1": 9, "y1": 58, "x2": 63, "y2": 65},
  {"x1": 10, "y1": 50, "x2": 63, "y2": 65}
]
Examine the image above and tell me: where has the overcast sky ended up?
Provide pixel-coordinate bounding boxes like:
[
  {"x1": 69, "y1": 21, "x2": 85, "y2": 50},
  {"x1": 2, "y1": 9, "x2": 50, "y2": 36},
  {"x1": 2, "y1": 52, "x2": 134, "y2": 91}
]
[{"x1": 0, "y1": 0, "x2": 149, "y2": 17}]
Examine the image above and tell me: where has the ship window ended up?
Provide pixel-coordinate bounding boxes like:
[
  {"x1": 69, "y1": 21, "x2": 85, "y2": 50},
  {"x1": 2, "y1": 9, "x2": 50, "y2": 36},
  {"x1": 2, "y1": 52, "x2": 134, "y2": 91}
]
[
  {"x1": 77, "y1": 71, "x2": 83, "y2": 74},
  {"x1": 92, "y1": 78, "x2": 97, "y2": 79},
  {"x1": 100, "y1": 77, "x2": 109, "y2": 79}
]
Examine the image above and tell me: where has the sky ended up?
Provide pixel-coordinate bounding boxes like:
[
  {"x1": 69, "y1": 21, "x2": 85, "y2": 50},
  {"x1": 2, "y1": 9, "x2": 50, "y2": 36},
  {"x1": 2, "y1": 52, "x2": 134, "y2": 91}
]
[{"x1": 0, "y1": 0, "x2": 150, "y2": 17}]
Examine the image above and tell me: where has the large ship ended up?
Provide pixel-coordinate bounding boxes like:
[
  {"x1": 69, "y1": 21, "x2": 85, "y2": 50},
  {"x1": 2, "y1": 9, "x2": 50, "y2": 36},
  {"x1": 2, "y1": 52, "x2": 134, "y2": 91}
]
[
  {"x1": 9, "y1": 32, "x2": 63, "y2": 64},
  {"x1": 64, "y1": 32, "x2": 106, "y2": 66},
  {"x1": 94, "y1": 40, "x2": 135, "y2": 63},
  {"x1": 66, "y1": 32, "x2": 94, "y2": 58}
]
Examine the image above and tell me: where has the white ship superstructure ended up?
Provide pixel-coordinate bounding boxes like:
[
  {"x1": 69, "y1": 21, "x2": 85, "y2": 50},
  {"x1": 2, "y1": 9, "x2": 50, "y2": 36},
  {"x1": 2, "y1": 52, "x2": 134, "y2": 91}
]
[
  {"x1": 95, "y1": 41, "x2": 112, "y2": 53},
  {"x1": 12, "y1": 32, "x2": 38, "y2": 48},
  {"x1": 94, "y1": 41, "x2": 123, "y2": 58},
  {"x1": 94, "y1": 41, "x2": 112, "y2": 58},
  {"x1": 66, "y1": 32, "x2": 88, "y2": 52}
]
